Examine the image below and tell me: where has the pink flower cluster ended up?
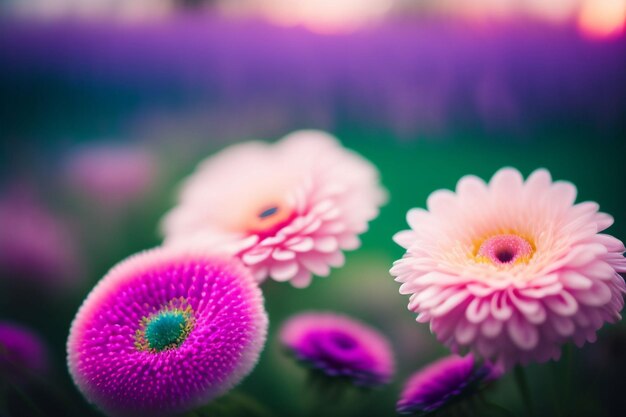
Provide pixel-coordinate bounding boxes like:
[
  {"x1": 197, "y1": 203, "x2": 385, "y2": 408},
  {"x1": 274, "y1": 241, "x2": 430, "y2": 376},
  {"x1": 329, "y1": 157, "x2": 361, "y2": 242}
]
[{"x1": 162, "y1": 130, "x2": 387, "y2": 287}]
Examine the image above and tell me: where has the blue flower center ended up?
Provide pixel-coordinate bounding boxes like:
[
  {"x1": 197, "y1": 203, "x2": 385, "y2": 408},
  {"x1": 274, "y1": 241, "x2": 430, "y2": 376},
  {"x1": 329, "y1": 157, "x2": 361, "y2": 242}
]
[
  {"x1": 145, "y1": 311, "x2": 188, "y2": 352},
  {"x1": 134, "y1": 298, "x2": 194, "y2": 353},
  {"x1": 258, "y1": 206, "x2": 279, "y2": 219}
]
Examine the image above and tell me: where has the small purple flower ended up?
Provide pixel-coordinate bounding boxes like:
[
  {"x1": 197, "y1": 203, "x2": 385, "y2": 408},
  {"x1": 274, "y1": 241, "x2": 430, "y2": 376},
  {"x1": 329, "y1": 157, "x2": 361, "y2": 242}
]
[
  {"x1": 0, "y1": 321, "x2": 49, "y2": 382},
  {"x1": 396, "y1": 354, "x2": 501, "y2": 415},
  {"x1": 280, "y1": 312, "x2": 394, "y2": 387},
  {"x1": 67, "y1": 247, "x2": 268, "y2": 417}
]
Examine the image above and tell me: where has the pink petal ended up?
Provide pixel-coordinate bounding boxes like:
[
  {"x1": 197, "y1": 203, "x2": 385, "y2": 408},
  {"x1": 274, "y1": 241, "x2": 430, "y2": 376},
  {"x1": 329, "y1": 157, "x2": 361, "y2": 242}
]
[
  {"x1": 544, "y1": 292, "x2": 578, "y2": 316},
  {"x1": 524, "y1": 168, "x2": 552, "y2": 195},
  {"x1": 299, "y1": 254, "x2": 331, "y2": 276},
  {"x1": 549, "y1": 181, "x2": 577, "y2": 208},
  {"x1": 337, "y1": 234, "x2": 361, "y2": 250},
  {"x1": 325, "y1": 251, "x2": 345, "y2": 268},
  {"x1": 490, "y1": 167, "x2": 524, "y2": 195},
  {"x1": 594, "y1": 212, "x2": 614, "y2": 232},
  {"x1": 426, "y1": 190, "x2": 457, "y2": 215},
  {"x1": 407, "y1": 208, "x2": 430, "y2": 230},
  {"x1": 430, "y1": 290, "x2": 470, "y2": 317},
  {"x1": 456, "y1": 175, "x2": 487, "y2": 199},
  {"x1": 314, "y1": 236, "x2": 339, "y2": 253},
  {"x1": 481, "y1": 316, "x2": 503, "y2": 338},
  {"x1": 242, "y1": 248, "x2": 272, "y2": 265},
  {"x1": 393, "y1": 230, "x2": 416, "y2": 249},
  {"x1": 270, "y1": 261, "x2": 299, "y2": 281},
  {"x1": 287, "y1": 237, "x2": 314, "y2": 252},
  {"x1": 490, "y1": 292, "x2": 513, "y2": 321},
  {"x1": 260, "y1": 234, "x2": 286, "y2": 247},
  {"x1": 290, "y1": 269, "x2": 313, "y2": 288},
  {"x1": 301, "y1": 218, "x2": 322, "y2": 235},
  {"x1": 550, "y1": 315, "x2": 575, "y2": 337},
  {"x1": 560, "y1": 271, "x2": 593, "y2": 290},
  {"x1": 521, "y1": 282, "x2": 563, "y2": 298},
  {"x1": 455, "y1": 319, "x2": 478, "y2": 345},
  {"x1": 572, "y1": 281, "x2": 612, "y2": 307},
  {"x1": 466, "y1": 298, "x2": 490, "y2": 324},
  {"x1": 506, "y1": 314, "x2": 539, "y2": 350},
  {"x1": 272, "y1": 249, "x2": 296, "y2": 261},
  {"x1": 318, "y1": 221, "x2": 347, "y2": 234}
]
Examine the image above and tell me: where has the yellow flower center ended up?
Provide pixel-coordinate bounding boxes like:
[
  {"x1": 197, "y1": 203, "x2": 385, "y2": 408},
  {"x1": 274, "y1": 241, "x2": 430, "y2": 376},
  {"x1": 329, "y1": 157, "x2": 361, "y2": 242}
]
[{"x1": 473, "y1": 233, "x2": 535, "y2": 266}]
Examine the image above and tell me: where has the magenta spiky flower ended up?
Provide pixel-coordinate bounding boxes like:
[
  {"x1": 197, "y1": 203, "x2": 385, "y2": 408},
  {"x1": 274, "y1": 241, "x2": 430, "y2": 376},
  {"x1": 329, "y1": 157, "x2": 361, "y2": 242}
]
[
  {"x1": 391, "y1": 167, "x2": 626, "y2": 369},
  {"x1": 161, "y1": 130, "x2": 387, "y2": 288},
  {"x1": 67, "y1": 247, "x2": 268, "y2": 417},
  {"x1": 397, "y1": 354, "x2": 500, "y2": 415},
  {"x1": 279, "y1": 312, "x2": 394, "y2": 386},
  {"x1": 0, "y1": 321, "x2": 49, "y2": 382}
]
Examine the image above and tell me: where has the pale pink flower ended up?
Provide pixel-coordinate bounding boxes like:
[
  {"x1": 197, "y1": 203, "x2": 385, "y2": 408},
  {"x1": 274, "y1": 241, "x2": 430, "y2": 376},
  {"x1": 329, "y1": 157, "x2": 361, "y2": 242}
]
[
  {"x1": 391, "y1": 167, "x2": 626, "y2": 369},
  {"x1": 161, "y1": 130, "x2": 386, "y2": 288}
]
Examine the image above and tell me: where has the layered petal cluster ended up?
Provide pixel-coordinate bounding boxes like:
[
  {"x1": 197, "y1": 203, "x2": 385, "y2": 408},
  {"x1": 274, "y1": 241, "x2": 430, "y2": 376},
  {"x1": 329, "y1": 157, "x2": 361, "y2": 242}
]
[
  {"x1": 280, "y1": 312, "x2": 394, "y2": 386},
  {"x1": 162, "y1": 130, "x2": 386, "y2": 287},
  {"x1": 67, "y1": 248, "x2": 268, "y2": 417},
  {"x1": 396, "y1": 354, "x2": 499, "y2": 415},
  {"x1": 0, "y1": 321, "x2": 49, "y2": 382},
  {"x1": 391, "y1": 168, "x2": 626, "y2": 369}
]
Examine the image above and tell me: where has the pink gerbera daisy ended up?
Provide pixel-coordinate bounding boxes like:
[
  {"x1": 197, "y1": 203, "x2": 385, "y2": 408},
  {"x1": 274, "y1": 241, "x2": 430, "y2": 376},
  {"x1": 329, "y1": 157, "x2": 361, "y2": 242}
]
[
  {"x1": 161, "y1": 130, "x2": 386, "y2": 288},
  {"x1": 391, "y1": 167, "x2": 626, "y2": 369}
]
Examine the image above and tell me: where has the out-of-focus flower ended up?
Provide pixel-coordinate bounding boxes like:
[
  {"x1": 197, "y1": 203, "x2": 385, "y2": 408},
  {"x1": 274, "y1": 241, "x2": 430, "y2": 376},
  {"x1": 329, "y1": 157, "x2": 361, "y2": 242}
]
[
  {"x1": 162, "y1": 130, "x2": 386, "y2": 288},
  {"x1": 391, "y1": 167, "x2": 626, "y2": 369},
  {"x1": 577, "y1": 0, "x2": 626, "y2": 39},
  {"x1": 279, "y1": 312, "x2": 394, "y2": 386},
  {"x1": 219, "y1": 0, "x2": 394, "y2": 34},
  {"x1": 67, "y1": 247, "x2": 268, "y2": 417},
  {"x1": 0, "y1": 0, "x2": 174, "y2": 22},
  {"x1": 0, "y1": 321, "x2": 49, "y2": 382},
  {"x1": 396, "y1": 354, "x2": 500, "y2": 415},
  {"x1": 0, "y1": 191, "x2": 80, "y2": 290},
  {"x1": 64, "y1": 143, "x2": 157, "y2": 210}
]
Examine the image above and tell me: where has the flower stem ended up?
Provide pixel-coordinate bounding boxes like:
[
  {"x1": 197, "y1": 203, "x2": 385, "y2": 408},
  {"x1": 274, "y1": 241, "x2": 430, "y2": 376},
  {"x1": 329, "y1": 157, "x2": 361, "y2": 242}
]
[
  {"x1": 477, "y1": 392, "x2": 518, "y2": 417},
  {"x1": 513, "y1": 365, "x2": 534, "y2": 417}
]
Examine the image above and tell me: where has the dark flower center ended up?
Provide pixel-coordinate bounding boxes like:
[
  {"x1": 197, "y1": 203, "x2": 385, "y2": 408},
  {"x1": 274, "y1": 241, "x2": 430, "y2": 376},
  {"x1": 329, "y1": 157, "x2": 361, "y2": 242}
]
[
  {"x1": 258, "y1": 206, "x2": 279, "y2": 219},
  {"x1": 476, "y1": 234, "x2": 534, "y2": 266},
  {"x1": 330, "y1": 331, "x2": 358, "y2": 350}
]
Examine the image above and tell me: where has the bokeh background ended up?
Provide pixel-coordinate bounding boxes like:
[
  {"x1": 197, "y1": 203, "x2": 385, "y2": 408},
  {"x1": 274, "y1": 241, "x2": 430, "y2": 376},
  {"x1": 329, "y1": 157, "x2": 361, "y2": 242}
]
[{"x1": 1, "y1": 1, "x2": 625, "y2": 416}]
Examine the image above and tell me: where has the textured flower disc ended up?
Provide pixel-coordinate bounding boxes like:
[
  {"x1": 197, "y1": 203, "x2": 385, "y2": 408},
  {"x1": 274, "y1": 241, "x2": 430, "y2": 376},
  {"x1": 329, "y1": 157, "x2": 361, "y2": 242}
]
[
  {"x1": 67, "y1": 248, "x2": 268, "y2": 417},
  {"x1": 161, "y1": 130, "x2": 387, "y2": 288},
  {"x1": 280, "y1": 312, "x2": 394, "y2": 386},
  {"x1": 397, "y1": 354, "x2": 499, "y2": 415},
  {"x1": 391, "y1": 167, "x2": 626, "y2": 369}
]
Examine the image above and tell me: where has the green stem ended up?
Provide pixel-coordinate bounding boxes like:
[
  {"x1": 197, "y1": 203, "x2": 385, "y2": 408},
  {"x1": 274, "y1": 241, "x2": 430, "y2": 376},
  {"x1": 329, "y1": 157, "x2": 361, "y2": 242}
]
[
  {"x1": 477, "y1": 392, "x2": 518, "y2": 417},
  {"x1": 550, "y1": 361, "x2": 564, "y2": 417},
  {"x1": 513, "y1": 365, "x2": 534, "y2": 417},
  {"x1": 561, "y1": 344, "x2": 573, "y2": 416},
  {"x1": 483, "y1": 400, "x2": 518, "y2": 417}
]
